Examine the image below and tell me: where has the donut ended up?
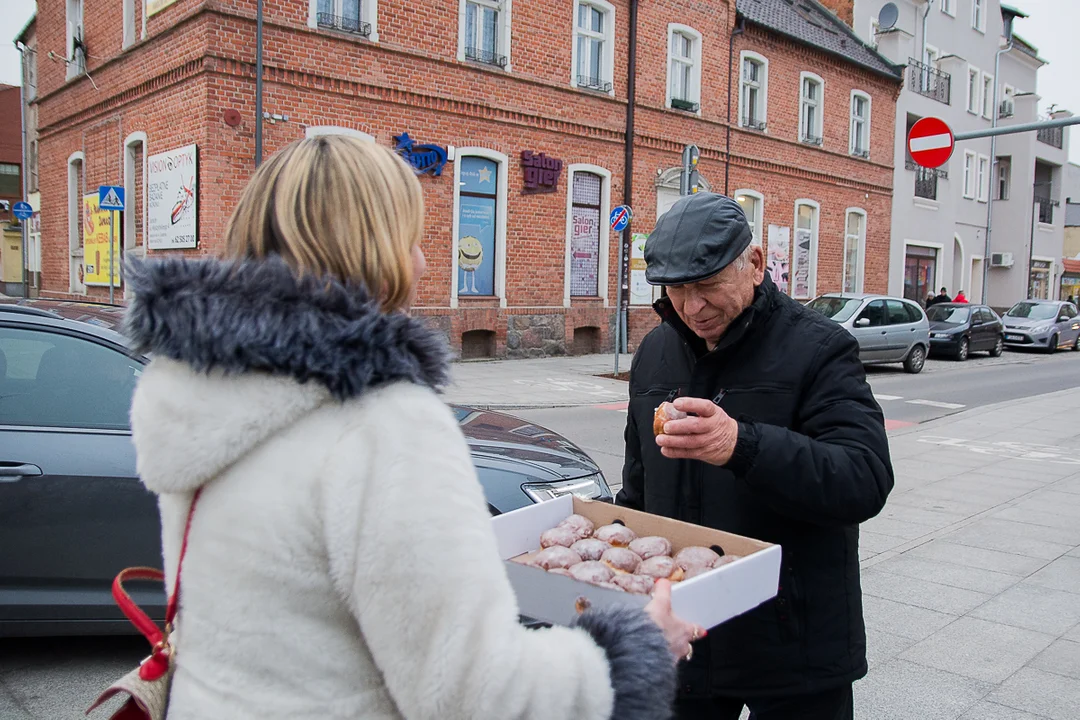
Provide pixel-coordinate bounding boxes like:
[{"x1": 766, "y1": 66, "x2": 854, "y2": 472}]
[
  {"x1": 549, "y1": 567, "x2": 573, "y2": 577},
  {"x1": 613, "y1": 574, "x2": 656, "y2": 595},
  {"x1": 637, "y1": 555, "x2": 685, "y2": 582},
  {"x1": 628, "y1": 536, "x2": 672, "y2": 560},
  {"x1": 570, "y1": 538, "x2": 612, "y2": 562},
  {"x1": 653, "y1": 401, "x2": 688, "y2": 436},
  {"x1": 568, "y1": 561, "x2": 615, "y2": 585},
  {"x1": 675, "y1": 546, "x2": 722, "y2": 579},
  {"x1": 601, "y1": 547, "x2": 642, "y2": 574},
  {"x1": 594, "y1": 524, "x2": 638, "y2": 547},
  {"x1": 715, "y1": 554, "x2": 741, "y2": 567},
  {"x1": 540, "y1": 526, "x2": 578, "y2": 549},
  {"x1": 557, "y1": 514, "x2": 595, "y2": 540},
  {"x1": 533, "y1": 546, "x2": 583, "y2": 570}
]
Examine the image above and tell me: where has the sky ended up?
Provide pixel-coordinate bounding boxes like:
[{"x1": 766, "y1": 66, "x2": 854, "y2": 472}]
[{"x1": 1, "y1": 0, "x2": 1078, "y2": 164}]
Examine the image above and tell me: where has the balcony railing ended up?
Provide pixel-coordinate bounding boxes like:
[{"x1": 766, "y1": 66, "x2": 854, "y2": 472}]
[
  {"x1": 907, "y1": 58, "x2": 951, "y2": 105},
  {"x1": 317, "y1": 11, "x2": 371, "y2": 37},
  {"x1": 671, "y1": 97, "x2": 700, "y2": 113},
  {"x1": 1037, "y1": 126, "x2": 1063, "y2": 149},
  {"x1": 742, "y1": 116, "x2": 767, "y2": 132},
  {"x1": 577, "y1": 75, "x2": 613, "y2": 93},
  {"x1": 465, "y1": 46, "x2": 508, "y2": 68},
  {"x1": 1035, "y1": 195, "x2": 1059, "y2": 224},
  {"x1": 801, "y1": 134, "x2": 823, "y2": 147},
  {"x1": 906, "y1": 159, "x2": 948, "y2": 200}
]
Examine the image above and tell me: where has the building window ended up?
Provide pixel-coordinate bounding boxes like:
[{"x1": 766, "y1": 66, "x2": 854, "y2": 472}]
[
  {"x1": 68, "y1": 152, "x2": 85, "y2": 293},
  {"x1": 1000, "y1": 84, "x2": 1015, "y2": 117},
  {"x1": 977, "y1": 155, "x2": 990, "y2": 202},
  {"x1": 734, "y1": 190, "x2": 764, "y2": 247},
  {"x1": 28, "y1": 140, "x2": 38, "y2": 193},
  {"x1": 963, "y1": 150, "x2": 977, "y2": 199},
  {"x1": 1030, "y1": 260, "x2": 1051, "y2": 299},
  {"x1": 799, "y1": 73, "x2": 823, "y2": 145},
  {"x1": 972, "y1": 0, "x2": 985, "y2": 32},
  {"x1": 967, "y1": 66, "x2": 980, "y2": 114},
  {"x1": 459, "y1": 0, "x2": 511, "y2": 68},
  {"x1": 793, "y1": 200, "x2": 818, "y2": 299},
  {"x1": 904, "y1": 244, "x2": 939, "y2": 303},
  {"x1": 941, "y1": 0, "x2": 955, "y2": 16},
  {"x1": 572, "y1": 0, "x2": 615, "y2": 94},
  {"x1": 569, "y1": 173, "x2": 602, "y2": 297},
  {"x1": 843, "y1": 209, "x2": 866, "y2": 294},
  {"x1": 982, "y1": 72, "x2": 994, "y2": 119},
  {"x1": 453, "y1": 151, "x2": 507, "y2": 303},
  {"x1": 739, "y1": 52, "x2": 768, "y2": 131},
  {"x1": 66, "y1": 0, "x2": 85, "y2": 79},
  {"x1": 667, "y1": 25, "x2": 701, "y2": 113},
  {"x1": 996, "y1": 156, "x2": 1011, "y2": 200},
  {"x1": 850, "y1": 91, "x2": 870, "y2": 158},
  {"x1": 0, "y1": 164, "x2": 19, "y2": 197},
  {"x1": 123, "y1": 0, "x2": 136, "y2": 48},
  {"x1": 311, "y1": 0, "x2": 378, "y2": 40}
]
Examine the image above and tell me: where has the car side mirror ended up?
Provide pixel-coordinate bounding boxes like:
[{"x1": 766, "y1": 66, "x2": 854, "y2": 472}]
[
  {"x1": 1060, "y1": 316, "x2": 1069, "y2": 322},
  {"x1": 856, "y1": 317, "x2": 871, "y2": 328}
]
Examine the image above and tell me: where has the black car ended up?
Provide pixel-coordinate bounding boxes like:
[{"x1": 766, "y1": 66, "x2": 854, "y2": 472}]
[
  {"x1": 0, "y1": 300, "x2": 611, "y2": 636},
  {"x1": 926, "y1": 303, "x2": 1004, "y2": 360}
]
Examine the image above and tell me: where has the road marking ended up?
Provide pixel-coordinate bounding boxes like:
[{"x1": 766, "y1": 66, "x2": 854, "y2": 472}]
[
  {"x1": 874, "y1": 394, "x2": 903, "y2": 401},
  {"x1": 918, "y1": 436, "x2": 1080, "y2": 464},
  {"x1": 906, "y1": 399, "x2": 966, "y2": 410},
  {"x1": 885, "y1": 419, "x2": 915, "y2": 430}
]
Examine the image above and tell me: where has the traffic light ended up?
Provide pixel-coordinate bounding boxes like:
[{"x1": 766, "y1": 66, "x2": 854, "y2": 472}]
[{"x1": 681, "y1": 144, "x2": 700, "y2": 195}]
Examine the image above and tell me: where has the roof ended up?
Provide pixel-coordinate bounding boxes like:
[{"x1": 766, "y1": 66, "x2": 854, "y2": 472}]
[
  {"x1": 1000, "y1": 4, "x2": 1029, "y2": 19},
  {"x1": 15, "y1": 13, "x2": 36, "y2": 44},
  {"x1": 1062, "y1": 258, "x2": 1080, "y2": 274},
  {"x1": 1066, "y1": 202, "x2": 1080, "y2": 227},
  {"x1": 1011, "y1": 34, "x2": 1046, "y2": 63},
  {"x1": 736, "y1": 0, "x2": 903, "y2": 80}
]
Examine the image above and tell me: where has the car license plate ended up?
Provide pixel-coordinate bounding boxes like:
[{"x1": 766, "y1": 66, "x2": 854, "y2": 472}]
[{"x1": 1005, "y1": 334, "x2": 1023, "y2": 341}]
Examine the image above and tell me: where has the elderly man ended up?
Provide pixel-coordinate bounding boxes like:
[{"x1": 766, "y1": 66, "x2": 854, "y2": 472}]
[{"x1": 617, "y1": 192, "x2": 893, "y2": 720}]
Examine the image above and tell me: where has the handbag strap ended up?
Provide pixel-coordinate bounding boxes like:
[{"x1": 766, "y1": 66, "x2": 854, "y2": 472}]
[{"x1": 166, "y1": 487, "x2": 202, "y2": 628}]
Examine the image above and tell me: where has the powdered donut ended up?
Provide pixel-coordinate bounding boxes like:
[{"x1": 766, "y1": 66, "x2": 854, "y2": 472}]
[
  {"x1": 533, "y1": 546, "x2": 583, "y2": 570},
  {"x1": 549, "y1": 567, "x2": 572, "y2": 577},
  {"x1": 570, "y1": 538, "x2": 612, "y2": 562},
  {"x1": 557, "y1": 514, "x2": 596, "y2": 540},
  {"x1": 613, "y1": 574, "x2": 656, "y2": 595},
  {"x1": 628, "y1": 536, "x2": 673, "y2": 560},
  {"x1": 601, "y1": 547, "x2": 642, "y2": 574},
  {"x1": 540, "y1": 526, "x2": 578, "y2": 549},
  {"x1": 568, "y1": 561, "x2": 615, "y2": 585},
  {"x1": 594, "y1": 524, "x2": 638, "y2": 547},
  {"x1": 653, "y1": 401, "x2": 688, "y2": 436},
  {"x1": 675, "y1": 546, "x2": 722, "y2": 579},
  {"x1": 637, "y1": 555, "x2": 676, "y2": 580}
]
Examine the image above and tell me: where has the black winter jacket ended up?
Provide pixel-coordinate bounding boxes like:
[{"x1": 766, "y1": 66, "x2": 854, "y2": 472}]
[{"x1": 616, "y1": 275, "x2": 894, "y2": 698}]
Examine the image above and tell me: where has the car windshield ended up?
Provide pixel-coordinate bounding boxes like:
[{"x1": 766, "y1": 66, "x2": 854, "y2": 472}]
[
  {"x1": 808, "y1": 296, "x2": 863, "y2": 323},
  {"x1": 926, "y1": 306, "x2": 971, "y2": 324},
  {"x1": 1006, "y1": 302, "x2": 1059, "y2": 321}
]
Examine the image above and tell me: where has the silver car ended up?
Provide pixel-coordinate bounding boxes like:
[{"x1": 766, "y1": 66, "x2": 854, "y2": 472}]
[
  {"x1": 808, "y1": 293, "x2": 930, "y2": 374},
  {"x1": 1001, "y1": 300, "x2": 1080, "y2": 353}
]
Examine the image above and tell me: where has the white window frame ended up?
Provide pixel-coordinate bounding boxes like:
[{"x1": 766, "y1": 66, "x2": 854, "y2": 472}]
[
  {"x1": 941, "y1": 0, "x2": 955, "y2": 16},
  {"x1": 123, "y1": 132, "x2": 148, "y2": 298},
  {"x1": 977, "y1": 154, "x2": 990, "y2": 202},
  {"x1": 304, "y1": 125, "x2": 376, "y2": 141},
  {"x1": 733, "y1": 189, "x2": 765, "y2": 247},
  {"x1": 981, "y1": 72, "x2": 994, "y2": 119},
  {"x1": 123, "y1": 0, "x2": 136, "y2": 49},
  {"x1": 451, "y1": 148, "x2": 508, "y2": 309},
  {"x1": 666, "y1": 24, "x2": 702, "y2": 113},
  {"x1": 843, "y1": 207, "x2": 867, "y2": 294},
  {"x1": 571, "y1": 0, "x2": 616, "y2": 96},
  {"x1": 972, "y1": 0, "x2": 985, "y2": 33},
  {"x1": 963, "y1": 150, "x2": 977, "y2": 199},
  {"x1": 738, "y1": 51, "x2": 769, "y2": 131},
  {"x1": 563, "y1": 164, "x2": 611, "y2": 307},
  {"x1": 792, "y1": 199, "x2": 819, "y2": 300},
  {"x1": 307, "y1": 0, "x2": 380, "y2": 43},
  {"x1": 996, "y1": 156, "x2": 1011, "y2": 200},
  {"x1": 967, "y1": 65, "x2": 980, "y2": 114},
  {"x1": 68, "y1": 151, "x2": 85, "y2": 293},
  {"x1": 66, "y1": 0, "x2": 85, "y2": 80},
  {"x1": 869, "y1": 18, "x2": 879, "y2": 48},
  {"x1": 799, "y1": 72, "x2": 824, "y2": 144},
  {"x1": 849, "y1": 90, "x2": 871, "y2": 158},
  {"x1": 457, "y1": 0, "x2": 513, "y2": 72}
]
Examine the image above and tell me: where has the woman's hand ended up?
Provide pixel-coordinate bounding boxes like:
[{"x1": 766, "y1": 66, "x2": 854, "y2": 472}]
[{"x1": 643, "y1": 579, "x2": 707, "y2": 661}]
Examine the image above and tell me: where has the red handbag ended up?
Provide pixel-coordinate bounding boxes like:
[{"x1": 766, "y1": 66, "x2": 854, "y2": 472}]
[{"x1": 87, "y1": 488, "x2": 202, "y2": 720}]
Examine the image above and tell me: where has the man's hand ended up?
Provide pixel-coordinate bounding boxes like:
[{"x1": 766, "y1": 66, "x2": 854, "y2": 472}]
[{"x1": 655, "y1": 397, "x2": 739, "y2": 466}]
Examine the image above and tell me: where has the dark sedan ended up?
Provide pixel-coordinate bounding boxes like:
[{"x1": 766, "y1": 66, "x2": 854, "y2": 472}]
[
  {"x1": 926, "y1": 303, "x2": 1004, "y2": 360},
  {"x1": 0, "y1": 300, "x2": 611, "y2": 636}
]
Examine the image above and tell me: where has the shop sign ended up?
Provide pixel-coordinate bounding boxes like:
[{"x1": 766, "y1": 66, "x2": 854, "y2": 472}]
[
  {"x1": 394, "y1": 133, "x2": 448, "y2": 176},
  {"x1": 521, "y1": 150, "x2": 563, "y2": 193}
]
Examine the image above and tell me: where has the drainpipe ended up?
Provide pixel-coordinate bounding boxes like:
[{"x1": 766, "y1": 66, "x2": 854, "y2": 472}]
[
  {"x1": 16, "y1": 40, "x2": 29, "y2": 297},
  {"x1": 614, "y1": 0, "x2": 638, "y2": 360},
  {"x1": 255, "y1": 0, "x2": 264, "y2": 167},
  {"x1": 724, "y1": 14, "x2": 745, "y2": 195},
  {"x1": 920, "y1": 1, "x2": 934, "y2": 68}
]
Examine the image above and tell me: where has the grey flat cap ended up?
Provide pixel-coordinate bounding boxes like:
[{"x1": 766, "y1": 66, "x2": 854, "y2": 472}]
[{"x1": 645, "y1": 192, "x2": 753, "y2": 286}]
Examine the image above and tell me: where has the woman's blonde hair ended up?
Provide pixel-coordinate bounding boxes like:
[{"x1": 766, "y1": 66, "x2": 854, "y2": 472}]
[{"x1": 224, "y1": 135, "x2": 424, "y2": 311}]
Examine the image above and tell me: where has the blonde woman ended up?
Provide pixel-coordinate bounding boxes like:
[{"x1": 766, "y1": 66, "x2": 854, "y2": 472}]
[{"x1": 124, "y1": 136, "x2": 697, "y2": 720}]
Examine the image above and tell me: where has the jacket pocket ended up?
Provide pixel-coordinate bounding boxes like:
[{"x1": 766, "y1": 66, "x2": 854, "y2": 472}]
[{"x1": 775, "y1": 564, "x2": 804, "y2": 643}]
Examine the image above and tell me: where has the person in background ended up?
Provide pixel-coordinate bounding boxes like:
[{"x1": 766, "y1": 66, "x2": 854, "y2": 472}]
[
  {"x1": 953, "y1": 290, "x2": 969, "y2": 303},
  {"x1": 925, "y1": 293, "x2": 936, "y2": 309},
  {"x1": 123, "y1": 136, "x2": 697, "y2": 720},
  {"x1": 929, "y1": 287, "x2": 951, "y2": 306}
]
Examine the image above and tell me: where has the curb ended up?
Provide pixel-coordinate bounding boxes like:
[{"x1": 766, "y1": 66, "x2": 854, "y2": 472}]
[{"x1": 885, "y1": 385, "x2": 1080, "y2": 438}]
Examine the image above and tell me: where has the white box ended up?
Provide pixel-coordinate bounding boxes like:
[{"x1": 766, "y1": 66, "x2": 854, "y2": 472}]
[{"x1": 492, "y1": 495, "x2": 782, "y2": 630}]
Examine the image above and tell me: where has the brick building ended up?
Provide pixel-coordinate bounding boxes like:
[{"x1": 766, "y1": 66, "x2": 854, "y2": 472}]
[
  {"x1": 30, "y1": 0, "x2": 900, "y2": 357},
  {"x1": 0, "y1": 84, "x2": 23, "y2": 222}
]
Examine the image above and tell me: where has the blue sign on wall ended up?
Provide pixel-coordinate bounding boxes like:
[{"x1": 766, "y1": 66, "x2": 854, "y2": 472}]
[{"x1": 394, "y1": 133, "x2": 448, "y2": 176}]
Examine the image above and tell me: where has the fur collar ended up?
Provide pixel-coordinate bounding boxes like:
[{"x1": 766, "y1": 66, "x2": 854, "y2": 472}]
[{"x1": 124, "y1": 255, "x2": 451, "y2": 399}]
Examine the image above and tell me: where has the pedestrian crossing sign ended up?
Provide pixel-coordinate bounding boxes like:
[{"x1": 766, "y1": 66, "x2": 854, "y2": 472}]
[{"x1": 98, "y1": 185, "x2": 125, "y2": 211}]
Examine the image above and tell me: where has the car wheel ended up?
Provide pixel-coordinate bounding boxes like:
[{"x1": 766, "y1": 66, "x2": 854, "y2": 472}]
[
  {"x1": 1047, "y1": 334, "x2": 1059, "y2": 354},
  {"x1": 990, "y1": 336, "x2": 1004, "y2": 357},
  {"x1": 904, "y1": 345, "x2": 926, "y2": 374},
  {"x1": 956, "y1": 337, "x2": 969, "y2": 361}
]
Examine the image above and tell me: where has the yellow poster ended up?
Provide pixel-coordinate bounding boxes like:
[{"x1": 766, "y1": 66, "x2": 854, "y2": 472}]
[
  {"x1": 147, "y1": 0, "x2": 179, "y2": 17},
  {"x1": 82, "y1": 194, "x2": 121, "y2": 287}
]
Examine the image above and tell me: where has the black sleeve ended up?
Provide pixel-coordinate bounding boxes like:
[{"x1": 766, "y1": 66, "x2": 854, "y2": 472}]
[
  {"x1": 725, "y1": 328, "x2": 894, "y2": 526},
  {"x1": 615, "y1": 354, "x2": 645, "y2": 511}
]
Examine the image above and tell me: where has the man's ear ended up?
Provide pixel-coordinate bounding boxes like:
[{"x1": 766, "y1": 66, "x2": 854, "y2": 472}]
[{"x1": 750, "y1": 245, "x2": 766, "y2": 285}]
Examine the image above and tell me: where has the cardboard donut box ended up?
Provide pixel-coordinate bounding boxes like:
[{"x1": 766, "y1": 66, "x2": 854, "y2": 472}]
[{"x1": 492, "y1": 495, "x2": 782, "y2": 629}]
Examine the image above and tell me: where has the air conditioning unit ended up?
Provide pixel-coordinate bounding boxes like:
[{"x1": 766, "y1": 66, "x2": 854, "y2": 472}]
[
  {"x1": 999, "y1": 99, "x2": 1015, "y2": 118},
  {"x1": 991, "y1": 252, "x2": 1014, "y2": 268}
]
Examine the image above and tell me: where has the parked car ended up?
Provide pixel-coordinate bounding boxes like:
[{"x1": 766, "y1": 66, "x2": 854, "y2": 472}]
[
  {"x1": 807, "y1": 293, "x2": 930, "y2": 374},
  {"x1": 0, "y1": 299, "x2": 612, "y2": 636},
  {"x1": 926, "y1": 303, "x2": 1005, "y2": 360},
  {"x1": 1001, "y1": 300, "x2": 1080, "y2": 353}
]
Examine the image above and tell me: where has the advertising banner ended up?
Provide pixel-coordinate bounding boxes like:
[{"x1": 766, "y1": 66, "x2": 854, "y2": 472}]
[
  {"x1": 82, "y1": 194, "x2": 121, "y2": 287},
  {"x1": 148, "y1": 144, "x2": 197, "y2": 250},
  {"x1": 766, "y1": 224, "x2": 790, "y2": 296}
]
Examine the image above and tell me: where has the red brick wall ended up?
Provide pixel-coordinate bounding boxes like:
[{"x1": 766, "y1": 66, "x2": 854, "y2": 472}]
[{"x1": 32, "y1": 0, "x2": 899, "y2": 357}]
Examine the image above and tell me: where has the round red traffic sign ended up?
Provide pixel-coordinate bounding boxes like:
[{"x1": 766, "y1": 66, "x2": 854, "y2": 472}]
[{"x1": 908, "y1": 117, "x2": 954, "y2": 169}]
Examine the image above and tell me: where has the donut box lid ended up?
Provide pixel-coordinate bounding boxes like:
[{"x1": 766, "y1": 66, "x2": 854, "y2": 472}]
[{"x1": 491, "y1": 495, "x2": 781, "y2": 630}]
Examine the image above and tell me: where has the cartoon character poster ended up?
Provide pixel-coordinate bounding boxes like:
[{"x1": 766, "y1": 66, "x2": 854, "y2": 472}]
[
  {"x1": 147, "y1": 144, "x2": 197, "y2": 250},
  {"x1": 458, "y1": 157, "x2": 497, "y2": 296},
  {"x1": 81, "y1": 194, "x2": 121, "y2": 287},
  {"x1": 766, "y1": 224, "x2": 790, "y2": 295}
]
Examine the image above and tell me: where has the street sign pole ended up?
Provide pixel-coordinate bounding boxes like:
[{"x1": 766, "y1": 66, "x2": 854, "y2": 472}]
[
  {"x1": 609, "y1": 204, "x2": 633, "y2": 374},
  {"x1": 109, "y1": 214, "x2": 115, "y2": 304},
  {"x1": 12, "y1": 202, "x2": 33, "y2": 298},
  {"x1": 97, "y1": 186, "x2": 126, "y2": 303}
]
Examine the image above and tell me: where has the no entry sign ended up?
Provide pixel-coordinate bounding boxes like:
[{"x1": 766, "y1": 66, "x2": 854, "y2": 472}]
[{"x1": 908, "y1": 117, "x2": 954, "y2": 169}]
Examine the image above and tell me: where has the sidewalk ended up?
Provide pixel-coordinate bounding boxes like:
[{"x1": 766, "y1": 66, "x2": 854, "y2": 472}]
[{"x1": 442, "y1": 353, "x2": 634, "y2": 408}]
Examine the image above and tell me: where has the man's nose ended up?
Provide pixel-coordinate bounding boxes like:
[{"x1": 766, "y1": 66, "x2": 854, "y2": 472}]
[{"x1": 683, "y1": 292, "x2": 707, "y2": 316}]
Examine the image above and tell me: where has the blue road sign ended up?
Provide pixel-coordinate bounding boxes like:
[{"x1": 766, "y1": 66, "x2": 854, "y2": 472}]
[
  {"x1": 610, "y1": 205, "x2": 632, "y2": 232},
  {"x1": 98, "y1": 185, "x2": 125, "y2": 211},
  {"x1": 12, "y1": 201, "x2": 33, "y2": 220}
]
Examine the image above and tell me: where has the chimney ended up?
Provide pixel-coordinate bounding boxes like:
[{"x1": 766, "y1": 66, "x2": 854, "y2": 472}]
[{"x1": 816, "y1": 0, "x2": 854, "y2": 27}]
